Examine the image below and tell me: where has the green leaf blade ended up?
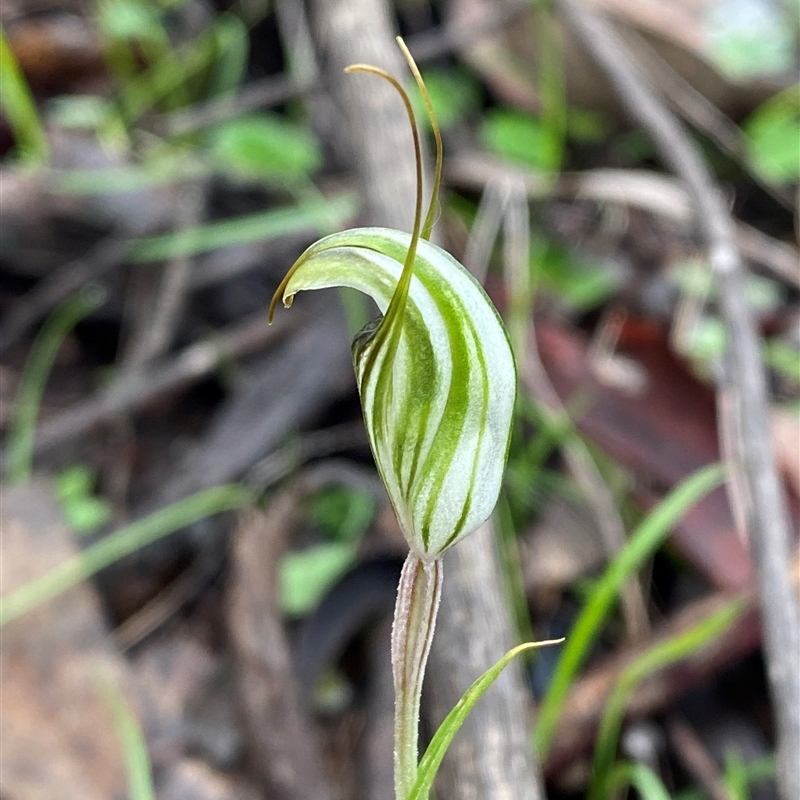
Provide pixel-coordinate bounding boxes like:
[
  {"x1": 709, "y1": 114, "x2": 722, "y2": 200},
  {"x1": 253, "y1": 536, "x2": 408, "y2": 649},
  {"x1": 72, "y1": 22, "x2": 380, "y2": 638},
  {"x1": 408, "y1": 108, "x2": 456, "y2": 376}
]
[
  {"x1": 534, "y1": 462, "x2": 727, "y2": 757},
  {"x1": 408, "y1": 639, "x2": 563, "y2": 800}
]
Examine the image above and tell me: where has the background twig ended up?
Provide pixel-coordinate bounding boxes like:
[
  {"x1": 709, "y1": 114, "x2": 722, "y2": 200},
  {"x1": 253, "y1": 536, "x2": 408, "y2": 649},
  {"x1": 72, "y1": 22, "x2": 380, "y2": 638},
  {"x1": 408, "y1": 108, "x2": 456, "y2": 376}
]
[{"x1": 555, "y1": 2, "x2": 800, "y2": 796}]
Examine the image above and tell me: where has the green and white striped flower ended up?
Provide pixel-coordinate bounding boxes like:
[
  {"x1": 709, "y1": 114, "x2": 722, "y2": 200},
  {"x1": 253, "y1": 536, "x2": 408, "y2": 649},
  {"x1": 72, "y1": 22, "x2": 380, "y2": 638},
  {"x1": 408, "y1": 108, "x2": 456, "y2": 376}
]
[
  {"x1": 270, "y1": 227, "x2": 516, "y2": 558},
  {"x1": 269, "y1": 46, "x2": 516, "y2": 560}
]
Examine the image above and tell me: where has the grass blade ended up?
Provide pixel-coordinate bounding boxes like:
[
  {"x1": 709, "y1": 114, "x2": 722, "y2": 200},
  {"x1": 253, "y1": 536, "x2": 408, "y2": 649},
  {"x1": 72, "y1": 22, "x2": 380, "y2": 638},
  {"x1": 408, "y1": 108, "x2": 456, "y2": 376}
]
[
  {"x1": 6, "y1": 286, "x2": 106, "y2": 484},
  {"x1": 0, "y1": 25, "x2": 48, "y2": 163},
  {"x1": 129, "y1": 194, "x2": 357, "y2": 262},
  {"x1": 589, "y1": 595, "x2": 746, "y2": 800},
  {"x1": 0, "y1": 483, "x2": 251, "y2": 627},
  {"x1": 534, "y1": 462, "x2": 727, "y2": 756},
  {"x1": 606, "y1": 761, "x2": 672, "y2": 800},
  {"x1": 101, "y1": 679, "x2": 156, "y2": 800},
  {"x1": 408, "y1": 638, "x2": 564, "y2": 800}
]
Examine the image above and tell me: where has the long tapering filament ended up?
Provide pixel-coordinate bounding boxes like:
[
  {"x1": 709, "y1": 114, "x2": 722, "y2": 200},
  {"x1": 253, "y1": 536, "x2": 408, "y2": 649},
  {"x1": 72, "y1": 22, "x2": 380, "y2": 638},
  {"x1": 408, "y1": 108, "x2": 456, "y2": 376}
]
[
  {"x1": 270, "y1": 43, "x2": 440, "y2": 330},
  {"x1": 343, "y1": 62, "x2": 423, "y2": 352},
  {"x1": 395, "y1": 37, "x2": 443, "y2": 242}
]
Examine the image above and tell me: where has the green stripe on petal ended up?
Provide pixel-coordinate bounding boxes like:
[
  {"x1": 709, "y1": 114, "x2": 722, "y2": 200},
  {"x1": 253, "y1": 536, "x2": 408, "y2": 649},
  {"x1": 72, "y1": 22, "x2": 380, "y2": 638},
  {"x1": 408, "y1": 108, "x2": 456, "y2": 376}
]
[{"x1": 271, "y1": 227, "x2": 516, "y2": 558}]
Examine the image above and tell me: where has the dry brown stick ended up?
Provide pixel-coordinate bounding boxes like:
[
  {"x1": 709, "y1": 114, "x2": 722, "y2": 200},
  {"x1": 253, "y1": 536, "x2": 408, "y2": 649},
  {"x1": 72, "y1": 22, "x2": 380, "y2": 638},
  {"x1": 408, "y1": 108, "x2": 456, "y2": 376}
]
[
  {"x1": 24, "y1": 312, "x2": 294, "y2": 460},
  {"x1": 621, "y1": 29, "x2": 794, "y2": 211},
  {"x1": 113, "y1": 560, "x2": 208, "y2": 652},
  {"x1": 447, "y1": 154, "x2": 800, "y2": 289},
  {"x1": 227, "y1": 495, "x2": 333, "y2": 800},
  {"x1": 122, "y1": 183, "x2": 205, "y2": 369},
  {"x1": 555, "y1": 3, "x2": 800, "y2": 797}
]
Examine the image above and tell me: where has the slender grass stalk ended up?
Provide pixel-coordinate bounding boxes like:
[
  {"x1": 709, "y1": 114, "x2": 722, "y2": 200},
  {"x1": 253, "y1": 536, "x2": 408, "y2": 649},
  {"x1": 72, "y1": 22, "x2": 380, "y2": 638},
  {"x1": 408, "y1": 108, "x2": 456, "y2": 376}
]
[
  {"x1": 589, "y1": 595, "x2": 747, "y2": 800},
  {"x1": 606, "y1": 761, "x2": 673, "y2": 800},
  {"x1": 0, "y1": 483, "x2": 251, "y2": 627},
  {"x1": 129, "y1": 195, "x2": 357, "y2": 262},
  {"x1": 534, "y1": 462, "x2": 726, "y2": 756},
  {"x1": 100, "y1": 679, "x2": 156, "y2": 800},
  {"x1": 6, "y1": 286, "x2": 106, "y2": 484},
  {"x1": 0, "y1": 25, "x2": 48, "y2": 163}
]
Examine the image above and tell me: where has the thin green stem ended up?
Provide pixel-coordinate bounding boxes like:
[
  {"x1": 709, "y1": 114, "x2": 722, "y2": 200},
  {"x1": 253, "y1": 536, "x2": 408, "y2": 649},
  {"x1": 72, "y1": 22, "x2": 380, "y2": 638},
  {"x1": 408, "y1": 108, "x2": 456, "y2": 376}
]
[
  {"x1": 534, "y1": 462, "x2": 726, "y2": 756},
  {"x1": 391, "y1": 552, "x2": 443, "y2": 800},
  {"x1": 0, "y1": 24, "x2": 49, "y2": 163},
  {"x1": 6, "y1": 286, "x2": 106, "y2": 484},
  {"x1": 0, "y1": 483, "x2": 251, "y2": 627},
  {"x1": 395, "y1": 37, "x2": 442, "y2": 241},
  {"x1": 342, "y1": 62, "x2": 423, "y2": 355},
  {"x1": 589, "y1": 595, "x2": 746, "y2": 800},
  {"x1": 100, "y1": 678, "x2": 156, "y2": 800}
]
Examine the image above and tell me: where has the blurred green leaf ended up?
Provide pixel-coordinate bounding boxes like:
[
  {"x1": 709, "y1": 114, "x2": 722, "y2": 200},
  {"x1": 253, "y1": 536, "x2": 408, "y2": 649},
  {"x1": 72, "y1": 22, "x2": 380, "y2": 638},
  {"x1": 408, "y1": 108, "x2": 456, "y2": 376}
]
[
  {"x1": 481, "y1": 109, "x2": 561, "y2": 171},
  {"x1": 614, "y1": 129, "x2": 656, "y2": 164},
  {"x1": 211, "y1": 113, "x2": 323, "y2": 180},
  {"x1": 64, "y1": 496, "x2": 113, "y2": 533},
  {"x1": 55, "y1": 465, "x2": 113, "y2": 533},
  {"x1": 208, "y1": 16, "x2": 249, "y2": 97},
  {"x1": 606, "y1": 762, "x2": 672, "y2": 800},
  {"x1": 567, "y1": 108, "x2": 610, "y2": 143},
  {"x1": 308, "y1": 486, "x2": 375, "y2": 542},
  {"x1": 534, "y1": 240, "x2": 618, "y2": 311},
  {"x1": 743, "y1": 87, "x2": 800, "y2": 184},
  {"x1": 49, "y1": 95, "x2": 114, "y2": 130},
  {"x1": 685, "y1": 317, "x2": 727, "y2": 363},
  {"x1": 129, "y1": 194, "x2": 357, "y2": 261},
  {"x1": 98, "y1": 0, "x2": 168, "y2": 48},
  {"x1": 765, "y1": 339, "x2": 800, "y2": 383},
  {"x1": 723, "y1": 748, "x2": 749, "y2": 800},
  {"x1": 707, "y1": 0, "x2": 797, "y2": 80},
  {"x1": 55, "y1": 463, "x2": 96, "y2": 501},
  {"x1": 0, "y1": 25, "x2": 48, "y2": 164},
  {"x1": 410, "y1": 67, "x2": 481, "y2": 130},
  {"x1": 673, "y1": 259, "x2": 783, "y2": 310},
  {"x1": 279, "y1": 542, "x2": 358, "y2": 617}
]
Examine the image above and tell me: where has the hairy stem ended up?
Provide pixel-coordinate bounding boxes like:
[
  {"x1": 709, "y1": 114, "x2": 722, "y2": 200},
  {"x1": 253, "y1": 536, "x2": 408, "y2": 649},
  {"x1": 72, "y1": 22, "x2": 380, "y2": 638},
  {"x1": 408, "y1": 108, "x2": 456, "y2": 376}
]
[{"x1": 391, "y1": 552, "x2": 443, "y2": 800}]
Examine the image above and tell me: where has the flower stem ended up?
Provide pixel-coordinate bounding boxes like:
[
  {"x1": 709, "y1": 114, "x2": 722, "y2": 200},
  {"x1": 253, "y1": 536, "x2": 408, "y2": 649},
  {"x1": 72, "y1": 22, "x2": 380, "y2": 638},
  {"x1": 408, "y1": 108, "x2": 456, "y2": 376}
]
[{"x1": 391, "y1": 552, "x2": 443, "y2": 800}]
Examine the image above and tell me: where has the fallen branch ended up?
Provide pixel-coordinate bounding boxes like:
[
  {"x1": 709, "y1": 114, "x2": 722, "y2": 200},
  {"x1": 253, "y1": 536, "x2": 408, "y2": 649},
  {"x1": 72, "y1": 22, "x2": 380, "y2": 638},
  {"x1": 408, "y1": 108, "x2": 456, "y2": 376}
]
[
  {"x1": 446, "y1": 154, "x2": 800, "y2": 289},
  {"x1": 227, "y1": 495, "x2": 333, "y2": 800}
]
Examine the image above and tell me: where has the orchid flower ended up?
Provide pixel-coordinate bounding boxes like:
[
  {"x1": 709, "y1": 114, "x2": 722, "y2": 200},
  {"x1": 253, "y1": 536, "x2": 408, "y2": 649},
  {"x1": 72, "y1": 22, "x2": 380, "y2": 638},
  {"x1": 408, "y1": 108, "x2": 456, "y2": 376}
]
[{"x1": 269, "y1": 39, "x2": 517, "y2": 799}]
